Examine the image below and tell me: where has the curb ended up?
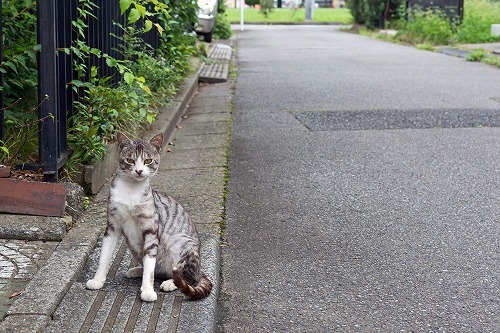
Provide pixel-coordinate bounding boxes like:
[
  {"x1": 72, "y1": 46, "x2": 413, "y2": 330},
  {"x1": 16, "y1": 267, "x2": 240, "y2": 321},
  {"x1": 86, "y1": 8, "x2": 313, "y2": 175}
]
[
  {"x1": 438, "y1": 47, "x2": 470, "y2": 59},
  {"x1": 176, "y1": 234, "x2": 220, "y2": 333},
  {"x1": 0, "y1": 59, "x2": 205, "y2": 333}
]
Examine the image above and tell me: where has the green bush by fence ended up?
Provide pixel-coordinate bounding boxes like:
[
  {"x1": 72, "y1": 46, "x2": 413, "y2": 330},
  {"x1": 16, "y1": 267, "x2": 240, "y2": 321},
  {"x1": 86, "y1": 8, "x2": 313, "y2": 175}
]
[
  {"x1": 0, "y1": 0, "x2": 201, "y2": 178},
  {"x1": 347, "y1": 0, "x2": 403, "y2": 28}
]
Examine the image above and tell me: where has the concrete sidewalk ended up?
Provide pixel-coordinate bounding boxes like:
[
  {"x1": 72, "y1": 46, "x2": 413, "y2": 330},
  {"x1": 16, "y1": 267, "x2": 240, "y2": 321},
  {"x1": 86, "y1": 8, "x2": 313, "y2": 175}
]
[{"x1": 0, "y1": 43, "x2": 233, "y2": 333}]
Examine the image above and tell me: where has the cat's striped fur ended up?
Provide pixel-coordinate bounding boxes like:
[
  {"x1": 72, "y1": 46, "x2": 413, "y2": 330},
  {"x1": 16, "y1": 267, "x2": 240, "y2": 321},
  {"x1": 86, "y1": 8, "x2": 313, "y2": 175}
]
[{"x1": 86, "y1": 132, "x2": 212, "y2": 301}]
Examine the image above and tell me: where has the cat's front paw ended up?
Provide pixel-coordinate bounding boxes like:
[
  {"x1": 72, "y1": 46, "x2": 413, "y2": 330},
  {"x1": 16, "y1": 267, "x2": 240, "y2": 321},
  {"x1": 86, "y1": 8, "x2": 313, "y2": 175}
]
[
  {"x1": 86, "y1": 278, "x2": 104, "y2": 290},
  {"x1": 160, "y1": 279, "x2": 178, "y2": 292},
  {"x1": 141, "y1": 288, "x2": 157, "y2": 302}
]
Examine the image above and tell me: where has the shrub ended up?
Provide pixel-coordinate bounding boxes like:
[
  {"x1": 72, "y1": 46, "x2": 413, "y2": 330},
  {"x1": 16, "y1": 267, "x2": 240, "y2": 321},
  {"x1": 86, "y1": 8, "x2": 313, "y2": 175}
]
[
  {"x1": 346, "y1": 0, "x2": 403, "y2": 28},
  {"x1": 396, "y1": 9, "x2": 454, "y2": 45},
  {"x1": 0, "y1": 0, "x2": 39, "y2": 166},
  {"x1": 466, "y1": 49, "x2": 488, "y2": 61},
  {"x1": 0, "y1": 0, "x2": 200, "y2": 176},
  {"x1": 246, "y1": 0, "x2": 260, "y2": 6},
  {"x1": 260, "y1": 0, "x2": 274, "y2": 17},
  {"x1": 214, "y1": 0, "x2": 233, "y2": 40},
  {"x1": 214, "y1": 14, "x2": 233, "y2": 39},
  {"x1": 456, "y1": 0, "x2": 500, "y2": 43}
]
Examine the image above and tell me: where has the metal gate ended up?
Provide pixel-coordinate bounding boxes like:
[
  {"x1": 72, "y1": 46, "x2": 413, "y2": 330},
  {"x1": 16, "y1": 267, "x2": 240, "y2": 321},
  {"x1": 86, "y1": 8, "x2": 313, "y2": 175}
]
[{"x1": 0, "y1": 0, "x2": 158, "y2": 182}]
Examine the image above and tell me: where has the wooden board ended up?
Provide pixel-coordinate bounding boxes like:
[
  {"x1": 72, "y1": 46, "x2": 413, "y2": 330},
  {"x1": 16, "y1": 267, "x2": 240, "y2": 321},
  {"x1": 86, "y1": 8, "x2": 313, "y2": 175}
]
[{"x1": 0, "y1": 178, "x2": 66, "y2": 217}]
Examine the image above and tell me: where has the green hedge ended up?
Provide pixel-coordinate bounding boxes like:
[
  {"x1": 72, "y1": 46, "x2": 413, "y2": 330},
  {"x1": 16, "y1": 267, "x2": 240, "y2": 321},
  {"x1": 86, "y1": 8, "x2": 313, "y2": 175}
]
[{"x1": 347, "y1": 0, "x2": 403, "y2": 28}]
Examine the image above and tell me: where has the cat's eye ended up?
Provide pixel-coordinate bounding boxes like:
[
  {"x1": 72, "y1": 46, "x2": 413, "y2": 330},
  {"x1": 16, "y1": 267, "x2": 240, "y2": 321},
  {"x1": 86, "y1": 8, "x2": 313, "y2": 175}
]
[
  {"x1": 126, "y1": 158, "x2": 135, "y2": 164},
  {"x1": 144, "y1": 159, "x2": 153, "y2": 165}
]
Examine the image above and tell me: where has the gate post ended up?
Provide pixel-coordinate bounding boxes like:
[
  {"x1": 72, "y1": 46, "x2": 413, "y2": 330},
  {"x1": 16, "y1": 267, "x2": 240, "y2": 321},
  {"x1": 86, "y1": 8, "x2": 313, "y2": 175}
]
[{"x1": 37, "y1": 0, "x2": 59, "y2": 182}]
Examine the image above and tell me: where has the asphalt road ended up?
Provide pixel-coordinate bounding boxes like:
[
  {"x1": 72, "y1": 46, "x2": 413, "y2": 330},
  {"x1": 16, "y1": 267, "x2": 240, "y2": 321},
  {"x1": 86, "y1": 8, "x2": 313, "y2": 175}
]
[{"x1": 218, "y1": 25, "x2": 500, "y2": 332}]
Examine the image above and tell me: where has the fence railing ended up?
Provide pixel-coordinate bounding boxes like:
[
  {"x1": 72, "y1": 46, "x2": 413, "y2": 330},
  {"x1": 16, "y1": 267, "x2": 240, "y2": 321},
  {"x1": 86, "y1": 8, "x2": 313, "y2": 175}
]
[{"x1": 0, "y1": 0, "x2": 158, "y2": 182}]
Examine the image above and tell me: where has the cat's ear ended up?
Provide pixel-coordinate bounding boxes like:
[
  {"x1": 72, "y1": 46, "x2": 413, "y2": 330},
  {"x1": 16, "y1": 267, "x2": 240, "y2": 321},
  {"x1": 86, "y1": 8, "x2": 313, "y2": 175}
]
[
  {"x1": 116, "y1": 132, "x2": 132, "y2": 149},
  {"x1": 149, "y1": 133, "x2": 164, "y2": 152}
]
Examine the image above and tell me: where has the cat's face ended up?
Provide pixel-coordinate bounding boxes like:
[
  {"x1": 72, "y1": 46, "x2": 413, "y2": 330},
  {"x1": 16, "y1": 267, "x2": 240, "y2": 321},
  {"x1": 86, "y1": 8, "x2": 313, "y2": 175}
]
[{"x1": 116, "y1": 133, "x2": 163, "y2": 182}]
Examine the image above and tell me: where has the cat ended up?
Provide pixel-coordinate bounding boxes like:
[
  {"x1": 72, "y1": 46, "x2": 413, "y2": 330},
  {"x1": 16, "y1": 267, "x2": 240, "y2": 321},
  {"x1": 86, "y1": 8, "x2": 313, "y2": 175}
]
[{"x1": 86, "y1": 132, "x2": 212, "y2": 301}]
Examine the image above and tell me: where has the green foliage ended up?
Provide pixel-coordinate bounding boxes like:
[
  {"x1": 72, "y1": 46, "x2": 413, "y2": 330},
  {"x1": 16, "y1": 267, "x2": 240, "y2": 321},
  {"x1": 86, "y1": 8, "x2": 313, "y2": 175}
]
[
  {"x1": 246, "y1": 0, "x2": 261, "y2": 6},
  {"x1": 65, "y1": 0, "x2": 197, "y2": 169},
  {"x1": 465, "y1": 48, "x2": 500, "y2": 68},
  {"x1": 353, "y1": 0, "x2": 500, "y2": 45},
  {"x1": 260, "y1": 0, "x2": 274, "y2": 17},
  {"x1": 466, "y1": 49, "x2": 488, "y2": 61},
  {"x1": 396, "y1": 9, "x2": 454, "y2": 45},
  {"x1": 0, "y1": 0, "x2": 38, "y2": 102},
  {"x1": 0, "y1": 0, "x2": 39, "y2": 165},
  {"x1": 346, "y1": 0, "x2": 403, "y2": 28},
  {"x1": 416, "y1": 43, "x2": 436, "y2": 51},
  {"x1": 456, "y1": 0, "x2": 500, "y2": 43},
  {"x1": 0, "y1": 0, "x2": 199, "y2": 176},
  {"x1": 483, "y1": 55, "x2": 500, "y2": 68},
  {"x1": 225, "y1": 7, "x2": 354, "y2": 24},
  {"x1": 213, "y1": 0, "x2": 232, "y2": 40},
  {"x1": 214, "y1": 14, "x2": 233, "y2": 39}
]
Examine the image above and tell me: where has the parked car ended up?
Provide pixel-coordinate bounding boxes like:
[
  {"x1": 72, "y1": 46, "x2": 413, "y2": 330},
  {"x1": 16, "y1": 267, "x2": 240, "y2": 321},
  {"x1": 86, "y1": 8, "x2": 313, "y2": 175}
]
[{"x1": 196, "y1": 0, "x2": 218, "y2": 42}]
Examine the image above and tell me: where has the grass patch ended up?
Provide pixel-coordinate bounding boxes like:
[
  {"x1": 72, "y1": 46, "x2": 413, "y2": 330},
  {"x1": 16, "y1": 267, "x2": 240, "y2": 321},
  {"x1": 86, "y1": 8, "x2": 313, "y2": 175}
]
[
  {"x1": 416, "y1": 43, "x2": 436, "y2": 51},
  {"x1": 225, "y1": 8, "x2": 353, "y2": 24},
  {"x1": 466, "y1": 49, "x2": 488, "y2": 61},
  {"x1": 483, "y1": 56, "x2": 500, "y2": 68}
]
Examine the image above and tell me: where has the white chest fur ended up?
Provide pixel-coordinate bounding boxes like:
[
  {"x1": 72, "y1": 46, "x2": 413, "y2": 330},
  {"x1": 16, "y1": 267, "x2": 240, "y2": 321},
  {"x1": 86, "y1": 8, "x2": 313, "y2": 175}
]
[
  {"x1": 110, "y1": 176, "x2": 151, "y2": 208},
  {"x1": 109, "y1": 176, "x2": 154, "y2": 255}
]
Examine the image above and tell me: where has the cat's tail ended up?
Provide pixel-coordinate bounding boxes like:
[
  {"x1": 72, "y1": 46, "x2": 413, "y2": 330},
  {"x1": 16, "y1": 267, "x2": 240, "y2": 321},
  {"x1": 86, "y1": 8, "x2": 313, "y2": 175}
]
[{"x1": 172, "y1": 267, "x2": 213, "y2": 300}]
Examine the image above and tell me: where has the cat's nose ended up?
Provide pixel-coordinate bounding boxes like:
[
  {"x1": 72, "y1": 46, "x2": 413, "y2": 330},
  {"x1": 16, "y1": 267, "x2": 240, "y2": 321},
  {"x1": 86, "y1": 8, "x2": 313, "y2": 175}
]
[{"x1": 136, "y1": 169, "x2": 143, "y2": 175}]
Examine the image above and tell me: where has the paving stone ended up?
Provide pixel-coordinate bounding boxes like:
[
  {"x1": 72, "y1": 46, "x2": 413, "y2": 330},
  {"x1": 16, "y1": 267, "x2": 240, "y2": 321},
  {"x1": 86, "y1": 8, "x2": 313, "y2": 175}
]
[
  {"x1": 181, "y1": 112, "x2": 230, "y2": 124},
  {"x1": 199, "y1": 63, "x2": 229, "y2": 84},
  {"x1": 161, "y1": 147, "x2": 227, "y2": 170},
  {"x1": 170, "y1": 133, "x2": 228, "y2": 150},
  {"x1": 208, "y1": 44, "x2": 232, "y2": 61},
  {"x1": 173, "y1": 121, "x2": 229, "y2": 138}
]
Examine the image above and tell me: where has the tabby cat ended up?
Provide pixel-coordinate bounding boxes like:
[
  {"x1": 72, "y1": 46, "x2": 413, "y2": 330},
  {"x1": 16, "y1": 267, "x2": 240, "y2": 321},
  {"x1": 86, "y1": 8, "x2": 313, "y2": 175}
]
[{"x1": 86, "y1": 132, "x2": 212, "y2": 301}]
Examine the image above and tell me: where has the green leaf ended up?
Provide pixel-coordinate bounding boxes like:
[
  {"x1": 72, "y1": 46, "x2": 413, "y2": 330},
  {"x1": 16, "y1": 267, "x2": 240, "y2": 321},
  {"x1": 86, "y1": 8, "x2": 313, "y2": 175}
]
[
  {"x1": 71, "y1": 80, "x2": 84, "y2": 88},
  {"x1": 124, "y1": 72, "x2": 134, "y2": 85},
  {"x1": 106, "y1": 57, "x2": 117, "y2": 67},
  {"x1": 117, "y1": 64, "x2": 126, "y2": 74},
  {"x1": 3, "y1": 62, "x2": 18, "y2": 73},
  {"x1": 138, "y1": 82, "x2": 152, "y2": 95},
  {"x1": 153, "y1": 23, "x2": 164, "y2": 35},
  {"x1": 128, "y1": 8, "x2": 141, "y2": 23},
  {"x1": 144, "y1": 20, "x2": 153, "y2": 33},
  {"x1": 120, "y1": 0, "x2": 133, "y2": 14},
  {"x1": 135, "y1": 4, "x2": 146, "y2": 17}
]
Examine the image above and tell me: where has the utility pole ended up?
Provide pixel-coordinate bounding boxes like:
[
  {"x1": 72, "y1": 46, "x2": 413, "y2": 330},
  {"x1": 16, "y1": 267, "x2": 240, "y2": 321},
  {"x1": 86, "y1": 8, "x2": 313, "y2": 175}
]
[{"x1": 305, "y1": 0, "x2": 314, "y2": 22}]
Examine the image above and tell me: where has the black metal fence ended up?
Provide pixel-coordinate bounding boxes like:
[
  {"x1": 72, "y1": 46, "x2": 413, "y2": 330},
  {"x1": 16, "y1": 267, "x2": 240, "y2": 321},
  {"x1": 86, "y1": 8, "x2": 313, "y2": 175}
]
[
  {"x1": 406, "y1": 0, "x2": 464, "y2": 23},
  {"x1": 0, "y1": 0, "x2": 158, "y2": 182}
]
